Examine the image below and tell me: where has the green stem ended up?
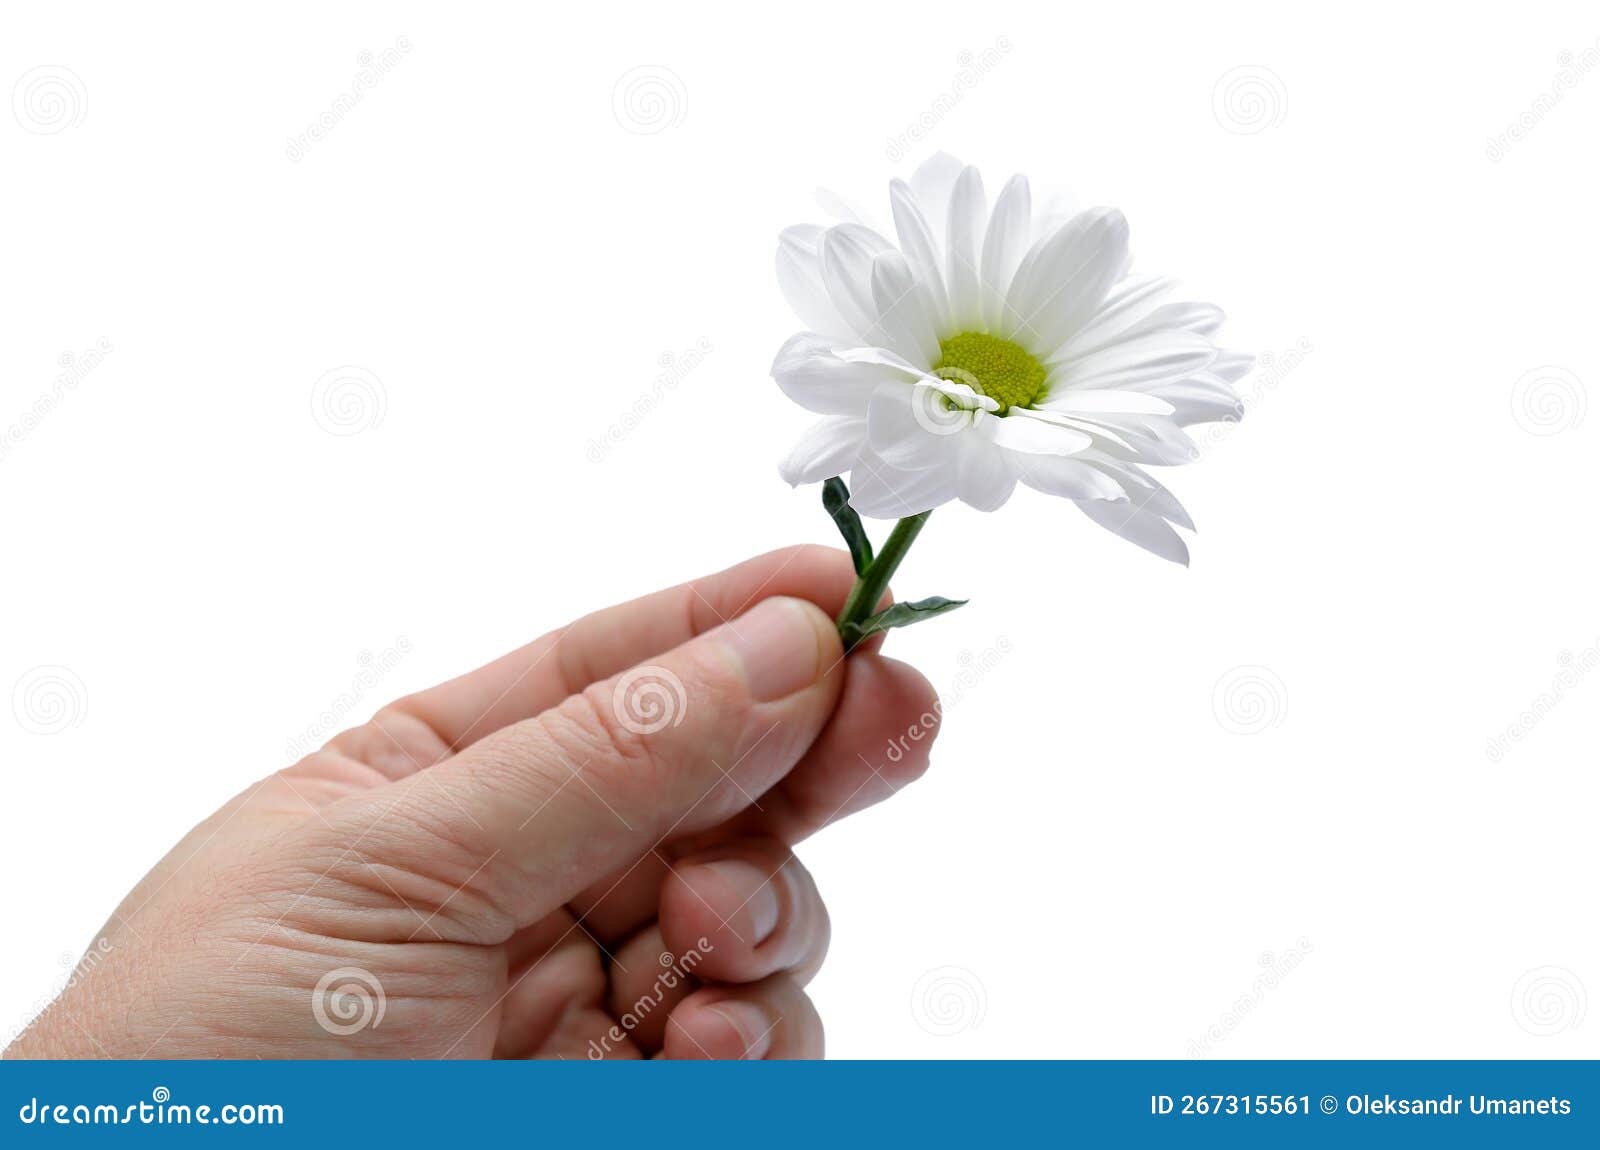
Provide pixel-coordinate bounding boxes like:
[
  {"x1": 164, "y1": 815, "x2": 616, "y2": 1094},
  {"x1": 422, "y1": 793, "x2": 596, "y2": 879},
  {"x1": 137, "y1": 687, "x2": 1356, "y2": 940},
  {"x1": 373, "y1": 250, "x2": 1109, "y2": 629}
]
[{"x1": 836, "y1": 511, "x2": 931, "y2": 650}]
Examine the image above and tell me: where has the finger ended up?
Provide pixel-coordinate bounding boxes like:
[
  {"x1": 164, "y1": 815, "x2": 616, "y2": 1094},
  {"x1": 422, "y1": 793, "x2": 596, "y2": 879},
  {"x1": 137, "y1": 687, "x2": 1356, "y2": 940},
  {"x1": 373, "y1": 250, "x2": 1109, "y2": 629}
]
[
  {"x1": 662, "y1": 975, "x2": 822, "y2": 1060},
  {"x1": 658, "y1": 837, "x2": 829, "y2": 986},
  {"x1": 560, "y1": 649, "x2": 930, "y2": 949},
  {"x1": 379, "y1": 545, "x2": 863, "y2": 756},
  {"x1": 742, "y1": 652, "x2": 940, "y2": 843},
  {"x1": 603, "y1": 924, "x2": 691, "y2": 1053},
  {"x1": 491, "y1": 911, "x2": 609, "y2": 1059},
  {"x1": 347, "y1": 596, "x2": 844, "y2": 934}
]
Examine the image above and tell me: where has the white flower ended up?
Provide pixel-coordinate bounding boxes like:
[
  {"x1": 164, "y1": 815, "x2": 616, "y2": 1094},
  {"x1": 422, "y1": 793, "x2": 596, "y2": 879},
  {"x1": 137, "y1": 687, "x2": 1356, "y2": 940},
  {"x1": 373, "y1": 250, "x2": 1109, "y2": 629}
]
[{"x1": 772, "y1": 153, "x2": 1252, "y2": 565}]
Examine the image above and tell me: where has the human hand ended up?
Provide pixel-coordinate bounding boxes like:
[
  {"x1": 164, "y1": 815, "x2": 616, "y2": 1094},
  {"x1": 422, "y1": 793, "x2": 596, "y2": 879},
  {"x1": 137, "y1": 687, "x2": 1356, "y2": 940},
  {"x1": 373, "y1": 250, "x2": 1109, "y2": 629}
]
[{"x1": 3, "y1": 546, "x2": 939, "y2": 1060}]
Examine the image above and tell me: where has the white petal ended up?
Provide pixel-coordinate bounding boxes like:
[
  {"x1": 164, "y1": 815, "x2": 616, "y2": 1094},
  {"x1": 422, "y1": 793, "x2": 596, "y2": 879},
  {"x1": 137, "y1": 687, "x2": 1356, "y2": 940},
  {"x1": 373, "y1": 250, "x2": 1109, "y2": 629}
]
[
  {"x1": 1039, "y1": 389, "x2": 1176, "y2": 416},
  {"x1": 867, "y1": 381, "x2": 974, "y2": 469},
  {"x1": 1017, "y1": 454, "x2": 1129, "y2": 501},
  {"x1": 1070, "y1": 275, "x2": 1175, "y2": 349},
  {"x1": 944, "y1": 166, "x2": 988, "y2": 330},
  {"x1": 868, "y1": 252, "x2": 941, "y2": 368},
  {"x1": 1148, "y1": 376, "x2": 1245, "y2": 426},
  {"x1": 835, "y1": 344, "x2": 944, "y2": 378},
  {"x1": 955, "y1": 435, "x2": 1019, "y2": 512},
  {"x1": 1078, "y1": 499, "x2": 1190, "y2": 565},
  {"x1": 1078, "y1": 453, "x2": 1195, "y2": 529},
  {"x1": 1068, "y1": 412, "x2": 1200, "y2": 465},
  {"x1": 848, "y1": 448, "x2": 960, "y2": 519},
  {"x1": 772, "y1": 333, "x2": 908, "y2": 415},
  {"x1": 1001, "y1": 207, "x2": 1130, "y2": 357},
  {"x1": 1209, "y1": 349, "x2": 1256, "y2": 383},
  {"x1": 778, "y1": 416, "x2": 867, "y2": 485},
  {"x1": 776, "y1": 225, "x2": 854, "y2": 340},
  {"x1": 980, "y1": 174, "x2": 1032, "y2": 329},
  {"x1": 907, "y1": 152, "x2": 966, "y2": 243},
  {"x1": 1067, "y1": 299, "x2": 1226, "y2": 360},
  {"x1": 888, "y1": 179, "x2": 951, "y2": 329},
  {"x1": 977, "y1": 409, "x2": 1093, "y2": 455},
  {"x1": 1047, "y1": 330, "x2": 1216, "y2": 393},
  {"x1": 820, "y1": 224, "x2": 896, "y2": 341}
]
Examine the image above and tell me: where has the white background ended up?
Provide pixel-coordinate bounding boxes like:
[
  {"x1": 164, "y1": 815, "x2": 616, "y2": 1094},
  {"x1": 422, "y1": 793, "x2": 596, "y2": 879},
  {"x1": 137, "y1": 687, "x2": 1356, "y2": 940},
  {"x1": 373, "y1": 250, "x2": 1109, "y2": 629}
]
[{"x1": 4, "y1": 1, "x2": 1597, "y2": 1059}]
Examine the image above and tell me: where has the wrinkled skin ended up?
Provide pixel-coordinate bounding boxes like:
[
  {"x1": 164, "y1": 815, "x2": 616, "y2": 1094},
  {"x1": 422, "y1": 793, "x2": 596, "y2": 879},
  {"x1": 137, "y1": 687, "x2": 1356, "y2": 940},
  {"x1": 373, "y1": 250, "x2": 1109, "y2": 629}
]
[{"x1": 5, "y1": 547, "x2": 939, "y2": 1060}]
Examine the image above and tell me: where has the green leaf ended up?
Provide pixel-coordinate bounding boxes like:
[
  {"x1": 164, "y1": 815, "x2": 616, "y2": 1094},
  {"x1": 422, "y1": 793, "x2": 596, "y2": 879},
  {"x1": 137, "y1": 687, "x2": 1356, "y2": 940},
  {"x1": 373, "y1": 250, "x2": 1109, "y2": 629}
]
[
  {"x1": 822, "y1": 476, "x2": 874, "y2": 575},
  {"x1": 839, "y1": 595, "x2": 967, "y2": 649}
]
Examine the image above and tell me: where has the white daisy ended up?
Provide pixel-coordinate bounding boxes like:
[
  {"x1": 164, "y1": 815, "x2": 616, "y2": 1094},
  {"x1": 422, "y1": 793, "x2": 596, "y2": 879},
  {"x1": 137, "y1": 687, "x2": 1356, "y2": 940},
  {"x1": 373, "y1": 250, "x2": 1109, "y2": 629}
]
[{"x1": 772, "y1": 153, "x2": 1252, "y2": 565}]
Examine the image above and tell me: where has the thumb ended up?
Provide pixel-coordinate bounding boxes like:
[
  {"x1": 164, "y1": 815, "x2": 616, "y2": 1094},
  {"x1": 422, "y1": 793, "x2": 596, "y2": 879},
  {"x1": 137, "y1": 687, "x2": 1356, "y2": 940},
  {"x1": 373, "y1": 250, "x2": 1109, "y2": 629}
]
[{"x1": 350, "y1": 596, "x2": 844, "y2": 935}]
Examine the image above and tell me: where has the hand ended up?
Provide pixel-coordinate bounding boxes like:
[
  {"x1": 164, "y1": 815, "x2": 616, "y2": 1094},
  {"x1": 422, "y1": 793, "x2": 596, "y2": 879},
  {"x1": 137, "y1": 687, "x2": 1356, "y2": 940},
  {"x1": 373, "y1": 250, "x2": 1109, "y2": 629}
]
[{"x1": 4, "y1": 546, "x2": 939, "y2": 1060}]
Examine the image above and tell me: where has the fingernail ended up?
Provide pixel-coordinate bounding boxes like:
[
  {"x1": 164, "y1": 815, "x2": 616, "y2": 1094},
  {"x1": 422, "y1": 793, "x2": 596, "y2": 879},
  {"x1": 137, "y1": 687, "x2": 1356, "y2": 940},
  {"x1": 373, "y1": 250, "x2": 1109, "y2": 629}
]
[
  {"x1": 701, "y1": 859, "x2": 781, "y2": 944},
  {"x1": 722, "y1": 597, "x2": 828, "y2": 702},
  {"x1": 709, "y1": 1001, "x2": 774, "y2": 1059}
]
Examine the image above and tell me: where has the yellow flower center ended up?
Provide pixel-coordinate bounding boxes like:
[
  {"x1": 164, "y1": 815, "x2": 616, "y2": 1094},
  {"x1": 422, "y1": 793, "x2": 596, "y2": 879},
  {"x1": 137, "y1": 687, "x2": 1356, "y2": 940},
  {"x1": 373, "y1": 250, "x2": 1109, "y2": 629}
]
[{"x1": 933, "y1": 332, "x2": 1048, "y2": 414}]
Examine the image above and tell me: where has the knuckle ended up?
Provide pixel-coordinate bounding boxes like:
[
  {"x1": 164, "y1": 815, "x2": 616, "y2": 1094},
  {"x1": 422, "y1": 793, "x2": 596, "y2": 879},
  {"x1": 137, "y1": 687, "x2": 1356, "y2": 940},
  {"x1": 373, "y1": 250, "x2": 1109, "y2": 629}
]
[{"x1": 551, "y1": 683, "x2": 669, "y2": 779}]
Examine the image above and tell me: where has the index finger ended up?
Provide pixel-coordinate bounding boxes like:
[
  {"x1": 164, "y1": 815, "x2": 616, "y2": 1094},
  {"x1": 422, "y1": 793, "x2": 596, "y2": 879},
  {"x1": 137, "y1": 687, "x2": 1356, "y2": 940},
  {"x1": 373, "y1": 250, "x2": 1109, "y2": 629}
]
[{"x1": 384, "y1": 544, "x2": 863, "y2": 755}]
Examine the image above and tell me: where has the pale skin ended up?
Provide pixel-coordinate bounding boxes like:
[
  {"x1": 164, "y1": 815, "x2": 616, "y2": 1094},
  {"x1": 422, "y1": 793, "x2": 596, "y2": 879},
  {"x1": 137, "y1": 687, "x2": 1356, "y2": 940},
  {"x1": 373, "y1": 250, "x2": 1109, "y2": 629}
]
[{"x1": 4, "y1": 546, "x2": 939, "y2": 1060}]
